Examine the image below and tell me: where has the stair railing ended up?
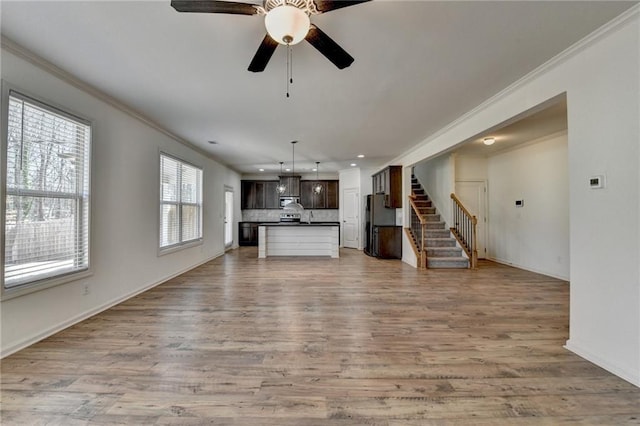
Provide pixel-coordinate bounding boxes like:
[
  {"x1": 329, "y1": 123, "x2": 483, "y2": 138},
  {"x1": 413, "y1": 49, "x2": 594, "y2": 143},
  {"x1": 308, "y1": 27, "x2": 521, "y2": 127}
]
[
  {"x1": 450, "y1": 193, "x2": 478, "y2": 269},
  {"x1": 408, "y1": 195, "x2": 427, "y2": 269}
]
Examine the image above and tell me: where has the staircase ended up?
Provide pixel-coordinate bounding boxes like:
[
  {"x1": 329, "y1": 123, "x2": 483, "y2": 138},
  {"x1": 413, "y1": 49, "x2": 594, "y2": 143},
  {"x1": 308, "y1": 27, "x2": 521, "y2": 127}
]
[{"x1": 410, "y1": 175, "x2": 469, "y2": 269}]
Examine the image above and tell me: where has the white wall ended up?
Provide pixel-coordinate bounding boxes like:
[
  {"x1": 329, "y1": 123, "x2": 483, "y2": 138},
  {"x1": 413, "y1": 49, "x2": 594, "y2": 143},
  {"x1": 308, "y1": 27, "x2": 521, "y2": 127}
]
[
  {"x1": 413, "y1": 153, "x2": 455, "y2": 224},
  {"x1": 487, "y1": 133, "x2": 569, "y2": 279},
  {"x1": 393, "y1": 8, "x2": 640, "y2": 386},
  {"x1": 1, "y1": 47, "x2": 241, "y2": 356},
  {"x1": 455, "y1": 155, "x2": 488, "y2": 181}
]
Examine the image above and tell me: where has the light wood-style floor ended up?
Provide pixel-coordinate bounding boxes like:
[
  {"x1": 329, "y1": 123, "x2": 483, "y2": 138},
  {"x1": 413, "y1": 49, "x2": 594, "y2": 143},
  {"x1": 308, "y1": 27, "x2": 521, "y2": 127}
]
[{"x1": 2, "y1": 247, "x2": 639, "y2": 425}]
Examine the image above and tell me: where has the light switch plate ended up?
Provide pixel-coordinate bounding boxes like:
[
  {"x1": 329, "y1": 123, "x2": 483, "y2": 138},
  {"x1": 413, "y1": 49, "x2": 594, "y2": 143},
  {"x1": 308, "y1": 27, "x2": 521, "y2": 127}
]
[{"x1": 589, "y1": 175, "x2": 605, "y2": 189}]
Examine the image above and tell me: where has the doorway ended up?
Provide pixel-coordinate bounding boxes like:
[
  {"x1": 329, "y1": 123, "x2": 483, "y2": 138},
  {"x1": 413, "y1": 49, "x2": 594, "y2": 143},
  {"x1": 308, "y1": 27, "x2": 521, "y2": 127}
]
[
  {"x1": 343, "y1": 187, "x2": 359, "y2": 249},
  {"x1": 455, "y1": 180, "x2": 487, "y2": 259},
  {"x1": 224, "y1": 188, "x2": 234, "y2": 249}
]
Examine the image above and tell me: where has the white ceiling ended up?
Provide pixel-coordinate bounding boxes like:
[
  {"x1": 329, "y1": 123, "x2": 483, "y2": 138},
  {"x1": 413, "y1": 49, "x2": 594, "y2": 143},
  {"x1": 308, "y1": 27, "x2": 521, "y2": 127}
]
[
  {"x1": 1, "y1": 1, "x2": 636, "y2": 175},
  {"x1": 453, "y1": 97, "x2": 568, "y2": 157}
]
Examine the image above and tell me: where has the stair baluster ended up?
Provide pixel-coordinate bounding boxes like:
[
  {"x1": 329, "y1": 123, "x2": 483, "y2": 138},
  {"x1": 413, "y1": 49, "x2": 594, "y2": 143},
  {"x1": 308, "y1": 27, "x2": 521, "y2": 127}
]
[
  {"x1": 408, "y1": 195, "x2": 427, "y2": 268},
  {"x1": 450, "y1": 193, "x2": 478, "y2": 269}
]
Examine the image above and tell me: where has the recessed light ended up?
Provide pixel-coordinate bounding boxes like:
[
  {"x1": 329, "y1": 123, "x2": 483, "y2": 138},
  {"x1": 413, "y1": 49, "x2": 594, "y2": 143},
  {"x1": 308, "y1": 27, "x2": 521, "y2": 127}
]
[
  {"x1": 285, "y1": 168, "x2": 291, "y2": 172},
  {"x1": 208, "y1": 140, "x2": 218, "y2": 145},
  {"x1": 483, "y1": 137, "x2": 495, "y2": 146},
  {"x1": 312, "y1": 168, "x2": 317, "y2": 172},
  {"x1": 259, "y1": 168, "x2": 265, "y2": 172},
  {"x1": 350, "y1": 163, "x2": 357, "y2": 167},
  {"x1": 357, "y1": 154, "x2": 365, "y2": 158}
]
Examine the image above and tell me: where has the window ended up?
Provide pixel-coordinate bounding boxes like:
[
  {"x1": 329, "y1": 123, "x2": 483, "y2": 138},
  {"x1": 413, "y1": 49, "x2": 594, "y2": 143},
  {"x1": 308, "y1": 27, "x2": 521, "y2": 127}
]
[
  {"x1": 3, "y1": 90, "x2": 91, "y2": 293},
  {"x1": 160, "y1": 153, "x2": 202, "y2": 250}
]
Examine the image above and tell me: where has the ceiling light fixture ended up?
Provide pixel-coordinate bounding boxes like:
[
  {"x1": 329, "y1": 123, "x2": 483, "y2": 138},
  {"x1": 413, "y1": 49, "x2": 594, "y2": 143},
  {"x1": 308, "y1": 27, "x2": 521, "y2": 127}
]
[
  {"x1": 264, "y1": 5, "x2": 310, "y2": 46},
  {"x1": 350, "y1": 163, "x2": 357, "y2": 167},
  {"x1": 313, "y1": 162, "x2": 323, "y2": 195},
  {"x1": 357, "y1": 154, "x2": 365, "y2": 158},
  {"x1": 276, "y1": 161, "x2": 287, "y2": 194},
  {"x1": 483, "y1": 137, "x2": 496, "y2": 146},
  {"x1": 264, "y1": 3, "x2": 311, "y2": 98}
]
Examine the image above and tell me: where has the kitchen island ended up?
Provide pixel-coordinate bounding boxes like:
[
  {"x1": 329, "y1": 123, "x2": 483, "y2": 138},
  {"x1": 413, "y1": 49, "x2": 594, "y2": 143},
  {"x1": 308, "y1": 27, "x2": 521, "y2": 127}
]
[{"x1": 258, "y1": 223, "x2": 340, "y2": 258}]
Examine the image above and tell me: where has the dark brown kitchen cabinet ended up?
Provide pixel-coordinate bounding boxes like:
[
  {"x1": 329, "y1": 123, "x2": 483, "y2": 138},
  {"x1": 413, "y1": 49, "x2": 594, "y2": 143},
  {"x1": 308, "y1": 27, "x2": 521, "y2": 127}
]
[
  {"x1": 299, "y1": 180, "x2": 339, "y2": 209},
  {"x1": 243, "y1": 179, "x2": 339, "y2": 210},
  {"x1": 326, "y1": 180, "x2": 339, "y2": 209},
  {"x1": 241, "y1": 180, "x2": 256, "y2": 210},
  {"x1": 279, "y1": 175, "x2": 301, "y2": 197},
  {"x1": 372, "y1": 166, "x2": 402, "y2": 208},
  {"x1": 254, "y1": 181, "x2": 266, "y2": 209},
  {"x1": 372, "y1": 226, "x2": 402, "y2": 259},
  {"x1": 313, "y1": 182, "x2": 327, "y2": 209},
  {"x1": 263, "y1": 181, "x2": 279, "y2": 209},
  {"x1": 241, "y1": 180, "x2": 279, "y2": 209},
  {"x1": 300, "y1": 181, "x2": 314, "y2": 209},
  {"x1": 238, "y1": 222, "x2": 259, "y2": 246}
]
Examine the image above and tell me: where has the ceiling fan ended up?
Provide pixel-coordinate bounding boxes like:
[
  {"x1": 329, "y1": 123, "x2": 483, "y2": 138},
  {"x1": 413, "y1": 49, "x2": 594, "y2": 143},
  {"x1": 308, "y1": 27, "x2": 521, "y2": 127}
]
[{"x1": 170, "y1": 0, "x2": 370, "y2": 72}]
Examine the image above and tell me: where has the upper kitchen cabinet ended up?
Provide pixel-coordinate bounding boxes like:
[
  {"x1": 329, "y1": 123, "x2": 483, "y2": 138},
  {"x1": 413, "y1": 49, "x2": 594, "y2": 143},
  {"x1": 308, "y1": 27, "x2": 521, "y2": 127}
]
[
  {"x1": 243, "y1": 179, "x2": 339, "y2": 210},
  {"x1": 279, "y1": 175, "x2": 301, "y2": 197},
  {"x1": 263, "y1": 181, "x2": 280, "y2": 209},
  {"x1": 326, "y1": 181, "x2": 339, "y2": 209},
  {"x1": 299, "y1": 180, "x2": 340, "y2": 209},
  {"x1": 300, "y1": 181, "x2": 315, "y2": 209},
  {"x1": 241, "y1": 180, "x2": 279, "y2": 209},
  {"x1": 241, "y1": 180, "x2": 256, "y2": 210},
  {"x1": 372, "y1": 166, "x2": 402, "y2": 208}
]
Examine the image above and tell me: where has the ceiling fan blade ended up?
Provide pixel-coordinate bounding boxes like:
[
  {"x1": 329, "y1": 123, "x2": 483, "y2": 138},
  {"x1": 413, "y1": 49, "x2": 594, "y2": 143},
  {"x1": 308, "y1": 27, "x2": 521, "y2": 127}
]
[
  {"x1": 171, "y1": 0, "x2": 258, "y2": 15},
  {"x1": 313, "y1": 0, "x2": 371, "y2": 13},
  {"x1": 248, "y1": 34, "x2": 279, "y2": 72},
  {"x1": 305, "y1": 25, "x2": 354, "y2": 69}
]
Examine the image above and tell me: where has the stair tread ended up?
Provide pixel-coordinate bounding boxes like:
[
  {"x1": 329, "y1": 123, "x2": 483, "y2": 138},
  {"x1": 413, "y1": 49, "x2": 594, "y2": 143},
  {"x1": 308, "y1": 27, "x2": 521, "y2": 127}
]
[{"x1": 428, "y1": 256, "x2": 468, "y2": 261}]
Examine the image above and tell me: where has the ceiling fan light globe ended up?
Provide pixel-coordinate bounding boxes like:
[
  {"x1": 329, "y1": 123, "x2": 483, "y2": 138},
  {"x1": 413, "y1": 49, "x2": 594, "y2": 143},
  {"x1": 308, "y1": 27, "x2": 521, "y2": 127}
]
[{"x1": 265, "y1": 5, "x2": 310, "y2": 45}]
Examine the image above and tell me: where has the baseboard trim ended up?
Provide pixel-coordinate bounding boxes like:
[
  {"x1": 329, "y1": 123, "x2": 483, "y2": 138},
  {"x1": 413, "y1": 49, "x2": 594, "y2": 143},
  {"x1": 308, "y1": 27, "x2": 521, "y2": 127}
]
[
  {"x1": 1, "y1": 252, "x2": 224, "y2": 359},
  {"x1": 565, "y1": 339, "x2": 640, "y2": 388},
  {"x1": 488, "y1": 257, "x2": 569, "y2": 281}
]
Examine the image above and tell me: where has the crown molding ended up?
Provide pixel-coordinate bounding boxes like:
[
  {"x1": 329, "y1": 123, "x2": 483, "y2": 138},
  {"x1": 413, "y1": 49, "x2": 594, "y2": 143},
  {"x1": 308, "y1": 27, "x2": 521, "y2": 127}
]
[{"x1": 392, "y1": 4, "x2": 640, "y2": 167}]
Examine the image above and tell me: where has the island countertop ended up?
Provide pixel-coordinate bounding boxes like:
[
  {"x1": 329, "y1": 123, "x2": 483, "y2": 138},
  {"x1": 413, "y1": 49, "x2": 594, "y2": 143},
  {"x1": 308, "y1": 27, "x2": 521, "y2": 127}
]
[
  {"x1": 259, "y1": 222, "x2": 340, "y2": 227},
  {"x1": 258, "y1": 223, "x2": 339, "y2": 258}
]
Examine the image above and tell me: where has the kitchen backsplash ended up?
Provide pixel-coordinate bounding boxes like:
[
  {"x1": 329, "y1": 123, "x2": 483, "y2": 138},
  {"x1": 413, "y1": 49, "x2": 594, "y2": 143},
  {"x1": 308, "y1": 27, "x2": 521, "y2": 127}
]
[{"x1": 242, "y1": 209, "x2": 339, "y2": 223}]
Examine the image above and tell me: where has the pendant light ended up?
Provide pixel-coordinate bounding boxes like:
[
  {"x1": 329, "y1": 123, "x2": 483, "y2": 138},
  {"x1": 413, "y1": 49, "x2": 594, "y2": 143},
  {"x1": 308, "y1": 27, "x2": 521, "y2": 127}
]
[
  {"x1": 276, "y1": 161, "x2": 286, "y2": 194},
  {"x1": 283, "y1": 140, "x2": 304, "y2": 211},
  {"x1": 313, "y1": 161, "x2": 323, "y2": 194}
]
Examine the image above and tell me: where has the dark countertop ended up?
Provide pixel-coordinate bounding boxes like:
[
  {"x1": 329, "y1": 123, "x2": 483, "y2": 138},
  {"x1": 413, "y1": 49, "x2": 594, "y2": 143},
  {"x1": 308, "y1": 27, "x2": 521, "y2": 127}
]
[{"x1": 259, "y1": 222, "x2": 340, "y2": 227}]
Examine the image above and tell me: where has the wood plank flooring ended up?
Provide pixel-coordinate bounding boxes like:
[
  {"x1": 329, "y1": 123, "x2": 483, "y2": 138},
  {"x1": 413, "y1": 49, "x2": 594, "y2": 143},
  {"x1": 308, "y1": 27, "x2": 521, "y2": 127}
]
[{"x1": 2, "y1": 247, "x2": 639, "y2": 425}]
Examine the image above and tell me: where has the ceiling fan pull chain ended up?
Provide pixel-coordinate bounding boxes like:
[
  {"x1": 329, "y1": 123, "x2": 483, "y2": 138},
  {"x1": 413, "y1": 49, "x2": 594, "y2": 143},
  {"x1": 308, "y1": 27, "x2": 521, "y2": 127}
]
[
  {"x1": 286, "y1": 44, "x2": 291, "y2": 98},
  {"x1": 290, "y1": 45, "x2": 294, "y2": 85}
]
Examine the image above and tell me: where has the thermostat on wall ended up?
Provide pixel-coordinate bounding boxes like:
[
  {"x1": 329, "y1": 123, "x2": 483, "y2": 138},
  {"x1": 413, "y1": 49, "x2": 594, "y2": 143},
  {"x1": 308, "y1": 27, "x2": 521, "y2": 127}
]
[{"x1": 589, "y1": 175, "x2": 605, "y2": 189}]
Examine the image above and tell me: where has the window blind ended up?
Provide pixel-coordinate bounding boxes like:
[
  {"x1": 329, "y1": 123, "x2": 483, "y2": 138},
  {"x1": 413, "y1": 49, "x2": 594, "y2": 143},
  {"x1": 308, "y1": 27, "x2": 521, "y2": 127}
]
[
  {"x1": 160, "y1": 153, "x2": 202, "y2": 249},
  {"x1": 4, "y1": 91, "x2": 91, "y2": 289}
]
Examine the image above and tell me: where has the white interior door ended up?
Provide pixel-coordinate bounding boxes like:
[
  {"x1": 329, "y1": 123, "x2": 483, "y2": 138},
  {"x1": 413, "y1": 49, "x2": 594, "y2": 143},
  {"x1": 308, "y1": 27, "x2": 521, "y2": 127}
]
[
  {"x1": 455, "y1": 180, "x2": 487, "y2": 259},
  {"x1": 224, "y1": 189, "x2": 233, "y2": 248},
  {"x1": 343, "y1": 188, "x2": 359, "y2": 249}
]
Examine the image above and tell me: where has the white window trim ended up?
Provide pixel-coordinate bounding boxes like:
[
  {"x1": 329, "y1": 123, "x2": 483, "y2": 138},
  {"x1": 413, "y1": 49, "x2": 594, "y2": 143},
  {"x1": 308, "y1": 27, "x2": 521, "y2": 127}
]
[
  {"x1": 158, "y1": 151, "x2": 203, "y2": 255},
  {"x1": 0, "y1": 81, "x2": 94, "y2": 301}
]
